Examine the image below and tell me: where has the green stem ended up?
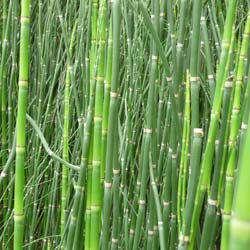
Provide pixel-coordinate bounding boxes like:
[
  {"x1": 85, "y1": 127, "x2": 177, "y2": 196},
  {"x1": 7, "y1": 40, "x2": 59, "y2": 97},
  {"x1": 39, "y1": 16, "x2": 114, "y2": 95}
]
[{"x1": 14, "y1": 0, "x2": 31, "y2": 249}]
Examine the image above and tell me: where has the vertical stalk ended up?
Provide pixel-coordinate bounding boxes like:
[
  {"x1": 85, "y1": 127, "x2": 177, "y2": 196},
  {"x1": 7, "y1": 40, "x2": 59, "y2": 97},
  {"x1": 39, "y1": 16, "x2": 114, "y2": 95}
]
[
  {"x1": 229, "y1": 97, "x2": 250, "y2": 250},
  {"x1": 179, "y1": 128, "x2": 203, "y2": 250},
  {"x1": 14, "y1": 0, "x2": 31, "y2": 249},
  {"x1": 177, "y1": 71, "x2": 190, "y2": 239},
  {"x1": 90, "y1": 0, "x2": 107, "y2": 247},
  {"x1": 101, "y1": 0, "x2": 121, "y2": 249},
  {"x1": 61, "y1": 21, "x2": 77, "y2": 242},
  {"x1": 190, "y1": 0, "x2": 203, "y2": 130}
]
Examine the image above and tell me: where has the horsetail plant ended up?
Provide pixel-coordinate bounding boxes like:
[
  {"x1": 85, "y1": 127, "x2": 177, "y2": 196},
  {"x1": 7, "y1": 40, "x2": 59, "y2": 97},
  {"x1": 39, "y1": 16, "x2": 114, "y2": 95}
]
[
  {"x1": 14, "y1": 0, "x2": 31, "y2": 249},
  {"x1": 0, "y1": 1, "x2": 250, "y2": 250}
]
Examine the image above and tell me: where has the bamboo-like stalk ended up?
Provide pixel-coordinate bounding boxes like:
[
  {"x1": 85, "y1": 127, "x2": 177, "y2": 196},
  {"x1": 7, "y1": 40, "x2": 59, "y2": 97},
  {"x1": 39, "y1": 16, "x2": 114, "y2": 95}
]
[
  {"x1": 149, "y1": 156, "x2": 165, "y2": 250},
  {"x1": 221, "y1": 10, "x2": 250, "y2": 250},
  {"x1": 179, "y1": 128, "x2": 203, "y2": 250},
  {"x1": 101, "y1": 1, "x2": 121, "y2": 249},
  {"x1": 146, "y1": 1, "x2": 160, "y2": 249},
  {"x1": 61, "y1": 21, "x2": 77, "y2": 243},
  {"x1": 190, "y1": 0, "x2": 203, "y2": 131},
  {"x1": 201, "y1": 13, "x2": 215, "y2": 100},
  {"x1": 14, "y1": 0, "x2": 31, "y2": 249},
  {"x1": 175, "y1": 0, "x2": 188, "y2": 126},
  {"x1": 84, "y1": 0, "x2": 99, "y2": 247},
  {"x1": 90, "y1": 0, "x2": 107, "y2": 247},
  {"x1": 100, "y1": 20, "x2": 112, "y2": 201},
  {"x1": 177, "y1": 71, "x2": 190, "y2": 239},
  {"x1": 85, "y1": 132, "x2": 94, "y2": 250},
  {"x1": 229, "y1": 97, "x2": 250, "y2": 250},
  {"x1": 110, "y1": 123, "x2": 119, "y2": 250}
]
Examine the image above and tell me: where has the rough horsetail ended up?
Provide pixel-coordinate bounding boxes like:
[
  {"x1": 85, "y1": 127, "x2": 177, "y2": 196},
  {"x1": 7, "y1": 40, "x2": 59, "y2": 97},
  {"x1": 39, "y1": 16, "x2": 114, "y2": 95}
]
[{"x1": 0, "y1": 0, "x2": 250, "y2": 250}]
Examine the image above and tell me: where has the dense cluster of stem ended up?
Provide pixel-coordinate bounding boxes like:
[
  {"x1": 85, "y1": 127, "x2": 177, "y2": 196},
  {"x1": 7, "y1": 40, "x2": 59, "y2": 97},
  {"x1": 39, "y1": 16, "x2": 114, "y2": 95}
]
[{"x1": 0, "y1": 1, "x2": 250, "y2": 250}]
